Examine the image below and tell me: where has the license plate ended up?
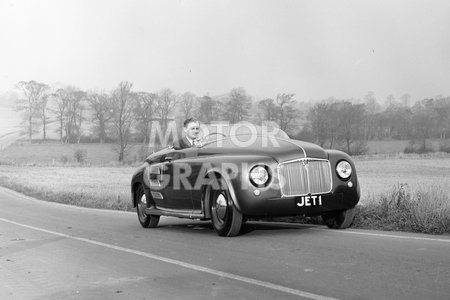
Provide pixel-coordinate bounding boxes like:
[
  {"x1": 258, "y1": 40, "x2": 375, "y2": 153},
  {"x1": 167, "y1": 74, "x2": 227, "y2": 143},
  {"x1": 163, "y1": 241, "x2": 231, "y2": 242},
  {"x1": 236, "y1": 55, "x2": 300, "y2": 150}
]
[{"x1": 296, "y1": 195, "x2": 323, "y2": 207}]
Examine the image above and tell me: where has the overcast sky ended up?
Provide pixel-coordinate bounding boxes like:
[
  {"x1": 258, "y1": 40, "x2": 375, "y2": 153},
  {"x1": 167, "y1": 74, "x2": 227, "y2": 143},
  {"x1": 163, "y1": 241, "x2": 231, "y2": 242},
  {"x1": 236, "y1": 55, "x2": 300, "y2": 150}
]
[{"x1": 1, "y1": 0, "x2": 449, "y2": 103}]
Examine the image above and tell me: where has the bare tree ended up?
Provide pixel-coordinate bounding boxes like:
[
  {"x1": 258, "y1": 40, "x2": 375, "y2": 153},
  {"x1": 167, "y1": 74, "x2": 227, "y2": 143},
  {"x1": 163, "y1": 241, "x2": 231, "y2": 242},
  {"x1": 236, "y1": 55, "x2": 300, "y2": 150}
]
[
  {"x1": 37, "y1": 94, "x2": 50, "y2": 140},
  {"x1": 64, "y1": 87, "x2": 86, "y2": 143},
  {"x1": 16, "y1": 80, "x2": 49, "y2": 142},
  {"x1": 111, "y1": 82, "x2": 135, "y2": 162},
  {"x1": 308, "y1": 102, "x2": 332, "y2": 147},
  {"x1": 363, "y1": 91, "x2": 381, "y2": 115},
  {"x1": 50, "y1": 88, "x2": 69, "y2": 142},
  {"x1": 363, "y1": 91, "x2": 381, "y2": 140},
  {"x1": 134, "y1": 91, "x2": 157, "y2": 144},
  {"x1": 156, "y1": 88, "x2": 178, "y2": 132},
  {"x1": 275, "y1": 93, "x2": 296, "y2": 132},
  {"x1": 379, "y1": 105, "x2": 412, "y2": 139},
  {"x1": 180, "y1": 92, "x2": 197, "y2": 119},
  {"x1": 434, "y1": 97, "x2": 450, "y2": 139},
  {"x1": 257, "y1": 98, "x2": 276, "y2": 123},
  {"x1": 385, "y1": 94, "x2": 396, "y2": 108},
  {"x1": 87, "y1": 92, "x2": 113, "y2": 143},
  {"x1": 308, "y1": 100, "x2": 367, "y2": 153},
  {"x1": 197, "y1": 95, "x2": 221, "y2": 123},
  {"x1": 411, "y1": 99, "x2": 438, "y2": 149},
  {"x1": 334, "y1": 102, "x2": 367, "y2": 154},
  {"x1": 225, "y1": 87, "x2": 252, "y2": 123},
  {"x1": 400, "y1": 93, "x2": 411, "y2": 107}
]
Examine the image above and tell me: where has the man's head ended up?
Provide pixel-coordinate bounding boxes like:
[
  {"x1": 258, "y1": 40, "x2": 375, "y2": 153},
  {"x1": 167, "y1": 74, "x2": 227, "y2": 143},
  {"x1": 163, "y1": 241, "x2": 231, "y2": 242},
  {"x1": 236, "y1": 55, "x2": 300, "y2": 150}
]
[{"x1": 183, "y1": 117, "x2": 201, "y2": 140}]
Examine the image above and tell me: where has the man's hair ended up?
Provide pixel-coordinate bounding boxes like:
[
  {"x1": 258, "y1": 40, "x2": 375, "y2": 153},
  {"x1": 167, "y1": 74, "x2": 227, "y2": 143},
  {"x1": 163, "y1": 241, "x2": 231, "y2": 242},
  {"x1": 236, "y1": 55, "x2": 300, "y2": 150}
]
[{"x1": 183, "y1": 117, "x2": 200, "y2": 128}]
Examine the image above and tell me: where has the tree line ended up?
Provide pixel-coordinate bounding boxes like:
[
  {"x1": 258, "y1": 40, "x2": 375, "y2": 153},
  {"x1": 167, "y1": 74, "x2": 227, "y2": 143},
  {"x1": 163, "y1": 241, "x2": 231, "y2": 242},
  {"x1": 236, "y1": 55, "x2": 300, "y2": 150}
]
[
  {"x1": 14, "y1": 80, "x2": 450, "y2": 160},
  {"x1": 300, "y1": 93, "x2": 450, "y2": 154}
]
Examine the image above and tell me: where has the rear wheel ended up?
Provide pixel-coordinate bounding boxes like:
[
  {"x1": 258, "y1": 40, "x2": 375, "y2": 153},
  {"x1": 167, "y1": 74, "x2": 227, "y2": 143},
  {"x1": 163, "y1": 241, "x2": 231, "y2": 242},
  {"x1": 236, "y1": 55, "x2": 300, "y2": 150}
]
[
  {"x1": 136, "y1": 185, "x2": 160, "y2": 228},
  {"x1": 322, "y1": 207, "x2": 355, "y2": 229},
  {"x1": 209, "y1": 181, "x2": 243, "y2": 237}
]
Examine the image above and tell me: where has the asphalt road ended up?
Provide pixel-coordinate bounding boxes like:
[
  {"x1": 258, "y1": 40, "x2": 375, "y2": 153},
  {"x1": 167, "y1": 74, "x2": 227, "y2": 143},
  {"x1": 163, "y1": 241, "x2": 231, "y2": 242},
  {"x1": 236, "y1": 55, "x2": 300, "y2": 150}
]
[{"x1": 0, "y1": 187, "x2": 449, "y2": 300}]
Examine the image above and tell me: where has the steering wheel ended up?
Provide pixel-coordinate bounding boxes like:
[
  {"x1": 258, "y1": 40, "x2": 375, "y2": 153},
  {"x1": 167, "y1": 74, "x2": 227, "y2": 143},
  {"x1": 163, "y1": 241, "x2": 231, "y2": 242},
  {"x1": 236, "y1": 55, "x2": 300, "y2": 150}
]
[{"x1": 203, "y1": 132, "x2": 227, "y2": 140}]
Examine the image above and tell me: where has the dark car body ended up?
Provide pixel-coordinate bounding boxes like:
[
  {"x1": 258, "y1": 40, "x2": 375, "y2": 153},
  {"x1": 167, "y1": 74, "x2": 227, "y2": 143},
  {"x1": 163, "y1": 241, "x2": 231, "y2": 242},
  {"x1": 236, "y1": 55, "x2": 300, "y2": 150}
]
[{"x1": 131, "y1": 126, "x2": 360, "y2": 236}]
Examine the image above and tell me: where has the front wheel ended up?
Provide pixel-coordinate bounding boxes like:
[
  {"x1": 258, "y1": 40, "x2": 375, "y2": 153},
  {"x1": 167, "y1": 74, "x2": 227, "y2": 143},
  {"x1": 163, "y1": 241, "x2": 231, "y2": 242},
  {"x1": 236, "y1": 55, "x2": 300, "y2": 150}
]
[
  {"x1": 136, "y1": 185, "x2": 160, "y2": 228},
  {"x1": 209, "y1": 182, "x2": 243, "y2": 237},
  {"x1": 322, "y1": 207, "x2": 356, "y2": 229}
]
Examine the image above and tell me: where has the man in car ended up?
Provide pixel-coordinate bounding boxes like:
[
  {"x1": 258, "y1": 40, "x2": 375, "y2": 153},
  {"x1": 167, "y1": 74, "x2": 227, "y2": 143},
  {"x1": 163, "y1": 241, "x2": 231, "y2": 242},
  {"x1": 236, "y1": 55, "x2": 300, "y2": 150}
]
[{"x1": 175, "y1": 117, "x2": 203, "y2": 149}]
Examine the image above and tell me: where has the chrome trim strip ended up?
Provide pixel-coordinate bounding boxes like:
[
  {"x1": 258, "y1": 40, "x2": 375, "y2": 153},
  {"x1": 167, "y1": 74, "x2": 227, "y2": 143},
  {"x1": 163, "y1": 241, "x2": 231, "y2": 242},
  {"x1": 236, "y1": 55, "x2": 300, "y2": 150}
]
[
  {"x1": 277, "y1": 158, "x2": 333, "y2": 198},
  {"x1": 271, "y1": 137, "x2": 307, "y2": 157},
  {"x1": 281, "y1": 157, "x2": 329, "y2": 165},
  {"x1": 306, "y1": 160, "x2": 311, "y2": 194},
  {"x1": 145, "y1": 207, "x2": 204, "y2": 219}
]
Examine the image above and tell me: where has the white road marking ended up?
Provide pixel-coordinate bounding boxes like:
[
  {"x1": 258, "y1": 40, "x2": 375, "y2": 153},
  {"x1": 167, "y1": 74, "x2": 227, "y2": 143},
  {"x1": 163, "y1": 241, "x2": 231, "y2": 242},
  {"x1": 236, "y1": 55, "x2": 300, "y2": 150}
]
[
  {"x1": 313, "y1": 228, "x2": 450, "y2": 243},
  {"x1": 256, "y1": 221, "x2": 450, "y2": 243},
  {"x1": 0, "y1": 217, "x2": 337, "y2": 300}
]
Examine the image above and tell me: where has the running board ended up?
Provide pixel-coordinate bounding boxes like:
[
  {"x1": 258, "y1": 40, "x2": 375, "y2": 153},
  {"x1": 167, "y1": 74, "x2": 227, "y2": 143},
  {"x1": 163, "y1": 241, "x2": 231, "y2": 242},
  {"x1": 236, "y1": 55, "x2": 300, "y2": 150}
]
[{"x1": 145, "y1": 207, "x2": 205, "y2": 219}]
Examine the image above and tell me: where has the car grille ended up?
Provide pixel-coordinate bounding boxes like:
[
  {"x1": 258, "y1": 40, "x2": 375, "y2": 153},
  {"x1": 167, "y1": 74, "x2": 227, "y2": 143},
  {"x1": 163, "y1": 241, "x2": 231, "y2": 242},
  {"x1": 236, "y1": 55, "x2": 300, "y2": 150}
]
[{"x1": 278, "y1": 159, "x2": 332, "y2": 197}]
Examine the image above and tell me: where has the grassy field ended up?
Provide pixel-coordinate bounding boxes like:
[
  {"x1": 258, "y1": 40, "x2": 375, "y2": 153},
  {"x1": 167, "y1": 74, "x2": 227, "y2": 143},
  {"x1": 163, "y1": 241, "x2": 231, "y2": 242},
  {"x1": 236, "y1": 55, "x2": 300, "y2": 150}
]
[
  {"x1": 1, "y1": 139, "x2": 445, "y2": 165},
  {"x1": 366, "y1": 140, "x2": 408, "y2": 154},
  {"x1": 355, "y1": 155, "x2": 450, "y2": 203},
  {"x1": 0, "y1": 141, "x2": 154, "y2": 165},
  {"x1": 0, "y1": 141, "x2": 449, "y2": 234}
]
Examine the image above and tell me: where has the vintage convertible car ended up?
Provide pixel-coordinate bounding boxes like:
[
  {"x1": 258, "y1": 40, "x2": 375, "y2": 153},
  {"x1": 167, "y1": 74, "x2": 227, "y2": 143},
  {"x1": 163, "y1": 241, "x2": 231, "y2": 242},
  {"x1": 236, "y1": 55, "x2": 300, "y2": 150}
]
[{"x1": 131, "y1": 124, "x2": 360, "y2": 237}]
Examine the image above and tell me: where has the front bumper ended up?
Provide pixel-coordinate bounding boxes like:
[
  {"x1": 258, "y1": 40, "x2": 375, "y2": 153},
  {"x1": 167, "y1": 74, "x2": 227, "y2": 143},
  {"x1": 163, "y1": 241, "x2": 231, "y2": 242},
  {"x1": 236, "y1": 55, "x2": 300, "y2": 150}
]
[
  {"x1": 265, "y1": 193, "x2": 347, "y2": 217},
  {"x1": 240, "y1": 190, "x2": 359, "y2": 218}
]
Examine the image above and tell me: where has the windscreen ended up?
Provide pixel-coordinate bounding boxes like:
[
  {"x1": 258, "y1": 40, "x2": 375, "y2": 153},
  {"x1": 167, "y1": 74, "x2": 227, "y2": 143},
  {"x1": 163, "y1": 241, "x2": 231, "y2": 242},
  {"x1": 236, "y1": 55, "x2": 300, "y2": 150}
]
[{"x1": 200, "y1": 122, "x2": 289, "y2": 144}]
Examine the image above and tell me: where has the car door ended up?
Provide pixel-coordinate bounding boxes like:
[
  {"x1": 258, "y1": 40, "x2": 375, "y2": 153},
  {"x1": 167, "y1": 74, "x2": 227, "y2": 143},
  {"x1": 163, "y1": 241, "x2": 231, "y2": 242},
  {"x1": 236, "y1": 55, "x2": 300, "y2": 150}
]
[
  {"x1": 168, "y1": 148, "x2": 198, "y2": 211},
  {"x1": 163, "y1": 148, "x2": 198, "y2": 211}
]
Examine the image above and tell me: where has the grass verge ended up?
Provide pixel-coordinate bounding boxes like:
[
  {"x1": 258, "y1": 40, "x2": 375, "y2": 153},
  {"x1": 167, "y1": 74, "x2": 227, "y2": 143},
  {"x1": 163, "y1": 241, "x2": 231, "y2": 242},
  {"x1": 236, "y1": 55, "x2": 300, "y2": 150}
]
[
  {"x1": 354, "y1": 184, "x2": 449, "y2": 234},
  {"x1": 0, "y1": 166, "x2": 134, "y2": 211},
  {"x1": 267, "y1": 183, "x2": 449, "y2": 234},
  {"x1": 0, "y1": 178, "x2": 133, "y2": 211}
]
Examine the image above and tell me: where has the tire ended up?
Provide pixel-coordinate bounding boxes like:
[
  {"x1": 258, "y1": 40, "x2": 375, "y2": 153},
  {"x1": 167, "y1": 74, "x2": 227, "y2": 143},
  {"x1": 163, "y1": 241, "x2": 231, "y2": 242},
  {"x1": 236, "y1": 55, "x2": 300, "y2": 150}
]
[
  {"x1": 136, "y1": 185, "x2": 160, "y2": 228},
  {"x1": 209, "y1": 180, "x2": 243, "y2": 237},
  {"x1": 322, "y1": 207, "x2": 356, "y2": 229}
]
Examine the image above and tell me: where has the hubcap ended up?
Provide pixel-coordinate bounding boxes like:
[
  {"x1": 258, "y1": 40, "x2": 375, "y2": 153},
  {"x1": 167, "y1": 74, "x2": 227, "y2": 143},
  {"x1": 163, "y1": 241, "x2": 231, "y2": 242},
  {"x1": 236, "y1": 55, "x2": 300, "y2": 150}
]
[
  {"x1": 215, "y1": 193, "x2": 228, "y2": 221},
  {"x1": 138, "y1": 193, "x2": 147, "y2": 219},
  {"x1": 140, "y1": 194, "x2": 147, "y2": 204}
]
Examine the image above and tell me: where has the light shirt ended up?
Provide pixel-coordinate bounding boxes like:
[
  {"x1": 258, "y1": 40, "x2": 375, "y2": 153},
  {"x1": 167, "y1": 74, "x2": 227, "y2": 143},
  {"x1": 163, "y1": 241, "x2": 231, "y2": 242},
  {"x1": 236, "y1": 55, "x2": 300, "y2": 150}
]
[{"x1": 186, "y1": 136, "x2": 202, "y2": 147}]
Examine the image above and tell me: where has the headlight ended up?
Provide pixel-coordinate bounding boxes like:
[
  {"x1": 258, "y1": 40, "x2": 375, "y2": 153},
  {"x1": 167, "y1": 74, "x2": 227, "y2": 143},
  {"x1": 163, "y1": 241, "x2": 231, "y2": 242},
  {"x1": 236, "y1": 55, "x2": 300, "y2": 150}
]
[
  {"x1": 249, "y1": 166, "x2": 269, "y2": 186},
  {"x1": 336, "y1": 160, "x2": 352, "y2": 180}
]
